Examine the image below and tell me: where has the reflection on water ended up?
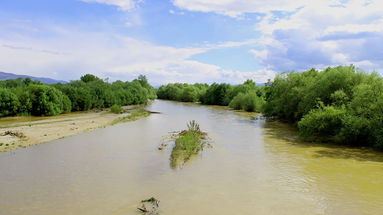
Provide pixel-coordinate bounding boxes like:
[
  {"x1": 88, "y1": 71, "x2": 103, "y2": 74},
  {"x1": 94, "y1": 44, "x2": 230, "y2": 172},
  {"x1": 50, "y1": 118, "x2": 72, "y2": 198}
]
[{"x1": 0, "y1": 100, "x2": 383, "y2": 215}]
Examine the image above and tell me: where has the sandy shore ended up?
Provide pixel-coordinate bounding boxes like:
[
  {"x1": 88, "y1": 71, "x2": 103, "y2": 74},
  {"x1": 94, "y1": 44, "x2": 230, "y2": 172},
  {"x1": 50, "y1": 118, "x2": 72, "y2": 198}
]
[{"x1": 0, "y1": 106, "x2": 149, "y2": 152}]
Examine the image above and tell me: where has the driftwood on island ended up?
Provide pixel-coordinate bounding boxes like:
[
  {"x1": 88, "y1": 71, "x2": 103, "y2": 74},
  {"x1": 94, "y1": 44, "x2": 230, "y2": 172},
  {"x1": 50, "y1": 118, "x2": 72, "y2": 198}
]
[{"x1": 137, "y1": 197, "x2": 160, "y2": 215}]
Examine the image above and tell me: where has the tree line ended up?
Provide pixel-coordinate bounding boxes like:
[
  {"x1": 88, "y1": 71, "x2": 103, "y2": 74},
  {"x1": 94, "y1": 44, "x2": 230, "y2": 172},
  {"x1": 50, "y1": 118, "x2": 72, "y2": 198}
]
[
  {"x1": 157, "y1": 80, "x2": 266, "y2": 112},
  {"x1": 0, "y1": 74, "x2": 156, "y2": 117},
  {"x1": 157, "y1": 65, "x2": 383, "y2": 149}
]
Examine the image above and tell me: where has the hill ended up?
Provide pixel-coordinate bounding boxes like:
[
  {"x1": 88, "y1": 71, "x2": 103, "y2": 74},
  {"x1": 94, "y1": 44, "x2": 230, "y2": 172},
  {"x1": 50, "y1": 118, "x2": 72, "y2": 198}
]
[{"x1": 0, "y1": 71, "x2": 66, "y2": 84}]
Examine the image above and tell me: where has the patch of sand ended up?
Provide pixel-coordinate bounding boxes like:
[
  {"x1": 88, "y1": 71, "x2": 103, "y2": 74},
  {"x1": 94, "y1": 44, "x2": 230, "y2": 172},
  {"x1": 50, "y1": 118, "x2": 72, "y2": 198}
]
[{"x1": 0, "y1": 106, "x2": 148, "y2": 152}]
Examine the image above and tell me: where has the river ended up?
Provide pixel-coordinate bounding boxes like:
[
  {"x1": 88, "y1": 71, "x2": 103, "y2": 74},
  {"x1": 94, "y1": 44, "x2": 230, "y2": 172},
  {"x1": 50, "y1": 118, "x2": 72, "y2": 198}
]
[{"x1": 1, "y1": 100, "x2": 383, "y2": 215}]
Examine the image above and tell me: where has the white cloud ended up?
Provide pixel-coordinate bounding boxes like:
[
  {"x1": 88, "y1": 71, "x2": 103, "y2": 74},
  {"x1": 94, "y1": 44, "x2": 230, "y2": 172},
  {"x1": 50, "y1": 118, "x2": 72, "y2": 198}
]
[
  {"x1": 172, "y1": 0, "x2": 342, "y2": 17},
  {"x1": 250, "y1": 0, "x2": 383, "y2": 72},
  {"x1": 81, "y1": 0, "x2": 137, "y2": 11},
  {"x1": 7, "y1": 0, "x2": 382, "y2": 85},
  {"x1": 169, "y1": 9, "x2": 185, "y2": 15},
  {"x1": 0, "y1": 26, "x2": 272, "y2": 85},
  {"x1": 172, "y1": 0, "x2": 383, "y2": 73}
]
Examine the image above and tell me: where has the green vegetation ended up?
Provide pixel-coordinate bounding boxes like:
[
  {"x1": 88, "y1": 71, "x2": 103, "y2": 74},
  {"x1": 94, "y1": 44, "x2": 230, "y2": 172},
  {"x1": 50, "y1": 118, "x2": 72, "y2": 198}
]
[
  {"x1": 157, "y1": 83, "x2": 208, "y2": 102},
  {"x1": 158, "y1": 65, "x2": 383, "y2": 149},
  {"x1": 157, "y1": 80, "x2": 265, "y2": 112},
  {"x1": 264, "y1": 65, "x2": 383, "y2": 149},
  {"x1": 229, "y1": 91, "x2": 265, "y2": 112},
  {"x1": 0, "y1": 88, "x2": 19, "y2": 117},
  {"x1": 0, "y1": 75, "x2": 156, "y2": 117},
  {"x1": 170, "y1": 120, "x2": 207, "y2": 168},
  {"x1": 110, "y1": 104, "x2": 123, "y2": 114}
]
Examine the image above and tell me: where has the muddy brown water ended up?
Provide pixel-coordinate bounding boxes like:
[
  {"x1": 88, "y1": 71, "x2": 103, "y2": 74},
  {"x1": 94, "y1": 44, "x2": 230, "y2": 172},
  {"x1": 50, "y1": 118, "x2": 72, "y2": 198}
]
[{"x1": 1, "y1": 100, "x2": 383, "y2": 215}]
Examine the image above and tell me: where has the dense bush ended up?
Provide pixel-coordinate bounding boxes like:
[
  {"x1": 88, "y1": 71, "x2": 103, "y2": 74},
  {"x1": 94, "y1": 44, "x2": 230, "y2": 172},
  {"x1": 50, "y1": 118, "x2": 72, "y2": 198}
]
[
  {"x1": 200, "y1": 83, "x2": 232, "y2": 106},
  {"x1": 157, "y1": 80, "x2": 265, "y2": 112},
  {"x1": 229, "y1": 92, "x2": 265, "y2": 112},
  {"x1": 0, "y1": 74, "x2": 154, "y2": 117},
  {"x1": 263, "y1": 66, "x2": 366, "y2": 121},
  {"x1": 298, "y1": 105, "x2": 346, "y2": 141},
  {"x1": 28, "y1": 85, "x2": 71, "y2": 116},
  {"x1": 157, "y1": 83, "x2": 208, "y2": 102},
  {"x1": 110, "y1": 104, "x2": 123, "y2": 114},
  {"x1": 0, "y1": 88, "x2": 19, "y2": 117},
  {"x1": 264, "y1": 65, "x2": 383, "y2": 149}
]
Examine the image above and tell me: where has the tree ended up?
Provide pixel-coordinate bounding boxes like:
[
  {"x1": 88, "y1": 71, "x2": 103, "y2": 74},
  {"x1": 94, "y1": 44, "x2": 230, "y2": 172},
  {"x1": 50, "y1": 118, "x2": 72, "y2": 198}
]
[
  {"x1": 80, "y1": 74, "x2": 102, "y2": 83},
  {"x1": 29, "y1": 85, "x2": 68, "y2": 116},
  {"x1": 201, "y1": 83, "x2": 232, "y2": 106},
  {"x1": 0, "y1": 88, "x2": 19, "y2": 117}
]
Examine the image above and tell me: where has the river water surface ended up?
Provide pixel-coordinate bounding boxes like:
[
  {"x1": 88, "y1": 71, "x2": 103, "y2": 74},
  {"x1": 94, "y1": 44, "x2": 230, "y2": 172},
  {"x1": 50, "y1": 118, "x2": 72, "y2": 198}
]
[{"x1": 1, "y1": 100, "x2": 383, "y2": 215}]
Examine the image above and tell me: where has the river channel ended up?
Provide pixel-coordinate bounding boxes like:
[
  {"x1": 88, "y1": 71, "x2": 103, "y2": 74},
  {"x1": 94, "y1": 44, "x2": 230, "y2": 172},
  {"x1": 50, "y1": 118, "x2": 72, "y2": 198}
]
[{"x1": 1, "y1": 100, "x2": 382, "y2": 215}]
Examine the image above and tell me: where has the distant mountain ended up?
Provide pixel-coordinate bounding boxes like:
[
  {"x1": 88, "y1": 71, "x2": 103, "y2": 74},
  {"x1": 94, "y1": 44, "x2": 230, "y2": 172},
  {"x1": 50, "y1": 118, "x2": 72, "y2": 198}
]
[{"x1": 0, "y1": 71, "x2": 66, "y2": 84}]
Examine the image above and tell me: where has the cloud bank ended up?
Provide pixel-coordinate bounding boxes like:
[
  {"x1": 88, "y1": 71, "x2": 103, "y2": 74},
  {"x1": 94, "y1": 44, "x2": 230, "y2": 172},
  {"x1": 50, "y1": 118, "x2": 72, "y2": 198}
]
[
  {"x1": 0, "y1": 26, "x2": 273, "y2": 85},
  {"x1": 2, "y1": 0, "x2": 382, "y2": 85},
  {"x1": 174, "y1": 0, "x2": 383, "y2": 72}
]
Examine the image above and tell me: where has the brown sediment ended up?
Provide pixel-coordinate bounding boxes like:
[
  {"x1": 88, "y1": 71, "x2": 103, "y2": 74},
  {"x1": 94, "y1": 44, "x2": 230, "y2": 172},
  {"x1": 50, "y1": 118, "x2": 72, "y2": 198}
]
[{"x1": 0, "y1": 106, "x2": 150, "y2": 152}]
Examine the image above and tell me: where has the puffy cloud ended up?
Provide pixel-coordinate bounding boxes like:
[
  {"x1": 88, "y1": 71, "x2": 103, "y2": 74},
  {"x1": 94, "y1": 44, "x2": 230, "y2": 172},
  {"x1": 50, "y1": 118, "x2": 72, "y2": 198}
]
[
  {"x1": 251, "y1": 0, "x2": 383, "y2": 72},
  {"x1": 172, "y1": 0, "x2": 383, "y2": 73},
  {"x1": 0, "y1": 26, "x2": 273, "y2": 85},
  {"x1": 81, "y1": 0, "x2": 137, "y2": 11}
]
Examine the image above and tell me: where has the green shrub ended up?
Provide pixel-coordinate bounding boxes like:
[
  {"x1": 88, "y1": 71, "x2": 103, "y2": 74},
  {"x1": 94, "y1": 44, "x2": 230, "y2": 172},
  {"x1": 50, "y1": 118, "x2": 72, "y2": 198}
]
[
  {"x1": 201, "y1": 83, "x2": 232, "y2": 106},
  {"x1": 229, "y1": 92, "x2": 245, "y2": 110},
  {"x1": 29, "y1": 85, "x2": 67, "y2": 116},
  {"x1": 298, "y1": 106, "x2": 346, "y2": 141},
  {"x1": 0, "y1": 88, "x2": 19, "y2": 117},
  {"x1": 229, "y1": 91, "x2": 265, "y2": 112},
  {"x1": 110, "y1": 104, "x2": 123, "y2": 114}
]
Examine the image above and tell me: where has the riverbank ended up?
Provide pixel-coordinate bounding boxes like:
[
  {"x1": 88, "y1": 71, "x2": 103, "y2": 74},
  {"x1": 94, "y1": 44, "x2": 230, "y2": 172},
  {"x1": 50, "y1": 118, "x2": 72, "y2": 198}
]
[{"x1": 0, "y1": 105, "x2": 150, "y2": 152}]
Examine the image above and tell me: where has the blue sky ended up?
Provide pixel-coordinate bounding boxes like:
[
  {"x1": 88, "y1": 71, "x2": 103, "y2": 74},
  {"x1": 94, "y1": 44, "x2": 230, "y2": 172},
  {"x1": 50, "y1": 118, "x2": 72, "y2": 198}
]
[{"x1": 0, "y1": 0, "x2": 382, "y2": 85}]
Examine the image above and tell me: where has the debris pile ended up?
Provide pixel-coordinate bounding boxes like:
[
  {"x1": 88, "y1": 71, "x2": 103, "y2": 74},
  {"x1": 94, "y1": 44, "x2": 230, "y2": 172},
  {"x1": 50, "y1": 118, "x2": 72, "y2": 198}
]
[
  {"x1": 1, "y1": 131, "x2": 26, "y2": 138},
  {"x1": 137, "y1": 197, "x2": 160, "y2": 215}
]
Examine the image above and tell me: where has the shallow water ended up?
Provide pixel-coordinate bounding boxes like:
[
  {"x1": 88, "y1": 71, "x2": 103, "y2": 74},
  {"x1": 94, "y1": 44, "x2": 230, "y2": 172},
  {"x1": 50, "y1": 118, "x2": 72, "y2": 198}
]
[{"x1": 1, "y1": 100, "x2": 383, "y2": 215}]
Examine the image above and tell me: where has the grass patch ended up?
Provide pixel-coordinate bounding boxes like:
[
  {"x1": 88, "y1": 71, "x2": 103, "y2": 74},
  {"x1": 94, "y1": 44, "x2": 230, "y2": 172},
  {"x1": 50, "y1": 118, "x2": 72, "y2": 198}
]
[
  {"x1": 170, "y1": 120, "x2": 208, "y2": 168},
  {"x1": 110, "y1": 110, "x2": 150, "y2": 125}
]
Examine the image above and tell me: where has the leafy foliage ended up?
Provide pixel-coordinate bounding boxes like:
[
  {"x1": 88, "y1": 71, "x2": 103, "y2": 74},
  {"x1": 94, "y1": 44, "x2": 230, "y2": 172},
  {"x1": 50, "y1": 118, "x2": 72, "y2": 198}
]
[
  {"x1": 229, "y1": 92, "x2": 265, "y2": 112},
  {"x1": 298, "y1": 105, "x2": 346, "y2": 141},
  {"x1": 265, "y1": 65, "x2": 383, "y2": 149},
  {"x1": 0, "y1": 88, "x2": 19, "y2": 117},
  {"x1": 110, "y1": 104, "x2": 123, "y2": 114},
  {"x1": 157, "y1": 83, "x2": 208, "y2": 102},
  {"x1": 0, "y1": 74, "x2": 154, "y2": 117},
  {"x1": 157, "y1": 80, "x2": 265, "y2": 112},
  {"x1": 200, "y1": 83, "x2": 232, "y2": 106},
  {"x1": 28, "y1": 85, "x2": 71, "y2": 116},
  {"x1": 158, "y1": 65, "x2": 383, "y2": 149}
]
